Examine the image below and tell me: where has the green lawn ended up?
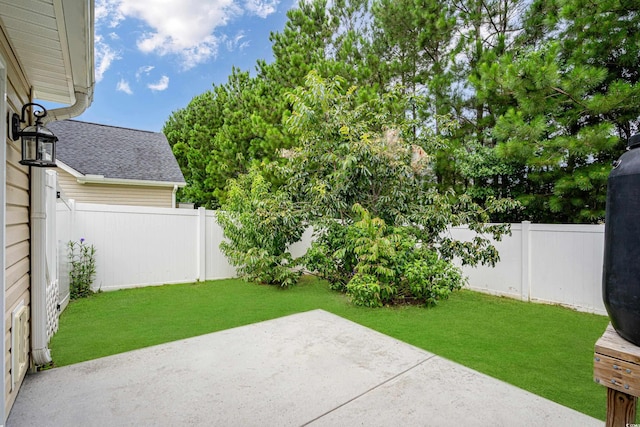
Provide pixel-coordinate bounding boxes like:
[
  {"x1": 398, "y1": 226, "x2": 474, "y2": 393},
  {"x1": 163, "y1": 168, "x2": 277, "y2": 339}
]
[{"x1": 50, "y1": 276, "x2": 609, "y2": 420}]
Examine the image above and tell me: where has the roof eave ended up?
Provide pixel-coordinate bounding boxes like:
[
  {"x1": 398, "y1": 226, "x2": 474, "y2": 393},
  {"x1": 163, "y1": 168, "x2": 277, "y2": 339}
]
[
  {"x1": 58, "y1": 159, "x2": 186, "y2": 188},
  {"x1": 0, "y1": 0, "x2": 95, "y2": 107},
  {"x1": 77, "y1": 176, "x2": 187, "y2": 188}
]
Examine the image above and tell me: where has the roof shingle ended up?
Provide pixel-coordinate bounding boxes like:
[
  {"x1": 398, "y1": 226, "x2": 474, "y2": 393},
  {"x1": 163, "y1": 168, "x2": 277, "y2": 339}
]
[{"x1": 48, "y1": 120, "x2": 185, "y2": 184}]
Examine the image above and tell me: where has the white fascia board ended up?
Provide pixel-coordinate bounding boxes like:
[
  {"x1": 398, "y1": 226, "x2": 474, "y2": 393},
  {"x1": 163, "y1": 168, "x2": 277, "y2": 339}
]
[
  {"x1": 56, "y1": 160, "x2": 83, "y2": 178},
  {"x1": 56, "y1": 160, "x2": 186, "y2": 188},
  {"x1": 77, "y1": 175, "x2": 186, "y2": 188}
]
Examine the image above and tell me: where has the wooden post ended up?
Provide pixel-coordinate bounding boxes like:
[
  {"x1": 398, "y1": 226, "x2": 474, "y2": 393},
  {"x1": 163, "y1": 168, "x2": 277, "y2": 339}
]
[
  {"x1": 594, "y1": 324, "x2": 640, "y2": 426},
  {"x1": 607, "y1": 388, "x2": 637, "y2": 426}
]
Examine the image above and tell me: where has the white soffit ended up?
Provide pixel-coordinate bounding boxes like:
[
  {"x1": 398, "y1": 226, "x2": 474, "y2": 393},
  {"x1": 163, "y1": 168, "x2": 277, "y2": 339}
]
[{"x1": 0, "y1": 0, "x2": 94, "y2": 105}]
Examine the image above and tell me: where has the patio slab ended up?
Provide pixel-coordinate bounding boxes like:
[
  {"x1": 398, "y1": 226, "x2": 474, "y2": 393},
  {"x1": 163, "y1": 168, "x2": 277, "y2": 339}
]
[{"x1": 7, "y1": 309, "x2": 601, "y2": 426}]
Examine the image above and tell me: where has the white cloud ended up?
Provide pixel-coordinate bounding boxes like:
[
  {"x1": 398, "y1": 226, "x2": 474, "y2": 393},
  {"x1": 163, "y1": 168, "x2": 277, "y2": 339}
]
[
  {"x1": 148, "y1": 76, "x2": 170, "y2": 92},
  {"x1": 116, "y1": 79, "x2": 133, "y2": 94},
  {"x1": 224, "y1": 32, "x2": 250, "y2": 52},
  {"x1": 94, "y1": 34, "x2": 120, "y2": 82},
  {"x1": 118, "y1": 0, "x2": 241, "y2": 69},
  {"x1": 136, "y1": 65, "x2": 155, "y2": 80},
  {"x1": 94, "y1": 0, "x2": 280, "y2": 72},
  {"x1": 95, "y1": 0, "x2": 126, "y2": 28},
  {"x1": 244, "y1": 0, "x2": 279, "y2": 19}
]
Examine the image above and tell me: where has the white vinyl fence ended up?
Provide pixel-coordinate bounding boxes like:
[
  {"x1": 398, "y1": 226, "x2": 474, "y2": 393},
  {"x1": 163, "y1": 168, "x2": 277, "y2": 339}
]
[
  {"x1": 57, "y1": 202, "x2": 237, "y2": 293},
  {"x1": 56, "y1": 201, "x2": 607, "y2": 315},
  {"x1": 451, "y1": 222, "x2": 606, "y2": 315}
]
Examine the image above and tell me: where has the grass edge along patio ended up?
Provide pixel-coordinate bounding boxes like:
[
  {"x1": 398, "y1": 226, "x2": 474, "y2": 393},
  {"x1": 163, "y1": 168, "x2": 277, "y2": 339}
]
[{"x1": 50, "y1": 276, "x2": 610, "y2": 421}]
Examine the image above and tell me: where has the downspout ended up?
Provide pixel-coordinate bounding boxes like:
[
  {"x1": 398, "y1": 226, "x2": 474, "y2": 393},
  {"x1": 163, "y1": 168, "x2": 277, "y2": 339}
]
[
  {"x1": 172, "y1": 184, "x2": 178, "y2": 208},
  {"x1": 30, "y1": 168, "x2": 50, "y2": 365},
  {"x1": 31, "y1": 90, "x2": 92, "y2": 366}
]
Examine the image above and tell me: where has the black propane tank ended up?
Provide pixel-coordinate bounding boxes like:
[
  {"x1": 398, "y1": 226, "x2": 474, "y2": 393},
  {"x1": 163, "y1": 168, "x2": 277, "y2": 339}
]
[{"x1": 603, "y1": 133, "x2": 640, "y2": 345}]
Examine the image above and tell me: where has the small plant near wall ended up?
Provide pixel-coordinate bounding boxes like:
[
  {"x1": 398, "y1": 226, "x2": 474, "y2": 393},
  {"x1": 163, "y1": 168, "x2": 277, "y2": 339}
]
[{"x1": 67, "y1": 238, "x2": 97, "y2": 300}]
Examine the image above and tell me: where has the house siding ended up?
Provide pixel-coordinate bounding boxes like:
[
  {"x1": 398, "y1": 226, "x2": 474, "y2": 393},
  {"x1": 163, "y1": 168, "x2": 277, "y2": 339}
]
[
  {"x1": 57, "y1": 168, "x2": 175, "y2": 207},
  {"x1": 2, "y1": 29, "x2": 32, "y2": 417}
]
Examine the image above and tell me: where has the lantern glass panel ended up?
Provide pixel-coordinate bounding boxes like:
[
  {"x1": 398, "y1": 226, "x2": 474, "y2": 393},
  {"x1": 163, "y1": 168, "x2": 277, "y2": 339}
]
[
  {"x1": 40, "y1": 139, "x2": 54, "y2": 162},
  {"x1": 21, "y1": 135, "x2": 38, "y2": 163}
]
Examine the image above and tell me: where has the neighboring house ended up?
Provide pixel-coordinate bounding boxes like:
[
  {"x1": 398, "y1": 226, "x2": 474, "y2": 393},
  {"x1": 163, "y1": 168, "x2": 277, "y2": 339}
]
[
  {"x1": 48, "y1": 120, "x2": 186, "y2": 208},
  {"x1": 1, "y1": 0, "x2": 95, "y2": 421}
]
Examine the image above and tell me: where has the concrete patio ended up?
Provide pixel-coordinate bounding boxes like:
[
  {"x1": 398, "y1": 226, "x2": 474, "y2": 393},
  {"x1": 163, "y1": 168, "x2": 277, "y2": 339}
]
[{"x1": 7, "y1": 310, "x2": 601, "y2": 426}]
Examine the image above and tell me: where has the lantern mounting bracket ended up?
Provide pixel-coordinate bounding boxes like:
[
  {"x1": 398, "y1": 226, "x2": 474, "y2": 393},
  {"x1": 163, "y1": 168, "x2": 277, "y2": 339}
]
[{"x1": 11, "y1": 102, "x2": 48, "y2": 141}]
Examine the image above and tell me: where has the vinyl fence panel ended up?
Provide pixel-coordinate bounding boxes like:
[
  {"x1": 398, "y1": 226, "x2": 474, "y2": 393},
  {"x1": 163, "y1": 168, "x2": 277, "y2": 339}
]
[
  {"x1": 450, "y1": 222, "x2": 606, "y2": 315},
  {"x1": 72, "y1": 204, "x2": 200, "y2": 291},
  {"x1": 528, "y1": 224, "x2": 605, "y2": 314},
  {"x1": 204, "y1": 210, "x2": 236, "y2": 280},
  {"x1": 450, "y1": 224, "x2": 525, "y2": 300},
  {"x1": 58, "y1": 202, "x2": 607, "y2": 315},
  {"x1": 56, "y1": 198, "x2": 72, "y2": 309}
]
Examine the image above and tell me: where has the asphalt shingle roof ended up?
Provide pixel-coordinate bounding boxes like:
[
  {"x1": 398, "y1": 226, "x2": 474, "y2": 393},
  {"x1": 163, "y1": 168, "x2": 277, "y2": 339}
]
[{"x1": 47, "y1": 120, "x2": 185, "y2": 184}]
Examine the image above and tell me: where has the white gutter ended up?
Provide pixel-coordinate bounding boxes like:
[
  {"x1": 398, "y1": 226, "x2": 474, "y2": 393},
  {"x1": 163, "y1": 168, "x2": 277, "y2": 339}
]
[
  {"x1": 32, "y1": 88, "x2": 94, "y2": 366},
  {"x1": 41, "y1": 89, "x2": 92, "y2": 125},
  {"x1": 76, "y1": 175, "x2": 186, "y2": 188}
]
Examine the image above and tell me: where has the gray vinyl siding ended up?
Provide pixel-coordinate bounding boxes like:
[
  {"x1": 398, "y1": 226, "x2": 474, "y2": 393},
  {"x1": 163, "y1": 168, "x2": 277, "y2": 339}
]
[{"x1": 57, "y1": 168, "x2": 175, "y2": 208}]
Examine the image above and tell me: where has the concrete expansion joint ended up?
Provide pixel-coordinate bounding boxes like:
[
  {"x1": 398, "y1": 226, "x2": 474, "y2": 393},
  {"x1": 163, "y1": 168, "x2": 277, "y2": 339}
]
[{"x1": 300, "y1": 355, "x2": 437, "y2": 426}]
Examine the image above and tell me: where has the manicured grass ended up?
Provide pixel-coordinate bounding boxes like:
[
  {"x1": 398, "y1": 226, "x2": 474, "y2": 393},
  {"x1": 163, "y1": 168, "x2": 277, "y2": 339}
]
[{"x1": 50, "y1": 276, "x2": 609, "y2": 420}]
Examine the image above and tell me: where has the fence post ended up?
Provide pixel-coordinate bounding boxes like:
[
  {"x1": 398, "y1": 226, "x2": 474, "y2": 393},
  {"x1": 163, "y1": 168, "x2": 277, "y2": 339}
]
[
  {"x1": 197, "y1": 207, "x2": 206, "y2": 281},
  {"x1": 521, "y1": 221, "x2": 531, "y2": 301},
  {"x1": 69, "y1": 199, "x2": 76, "y2": 240}
]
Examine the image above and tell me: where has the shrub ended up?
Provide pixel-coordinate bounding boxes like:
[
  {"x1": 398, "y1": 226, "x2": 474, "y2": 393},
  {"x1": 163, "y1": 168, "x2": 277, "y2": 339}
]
[
  {"x1": 346, "y1": 273, "x2": 387, "y2": 308},
  {"x1": 217, "y1": 167, "x2": 305, "y2": 288},
  {"x1": 305, "y1": 204, "x2": 465, "y2": 307},
  {"x1": 403, "y1": 252, "x2": 465, "y2": 306},
  {"x1": 67, "y1": 238, "x2": 96, "y2": 300}
]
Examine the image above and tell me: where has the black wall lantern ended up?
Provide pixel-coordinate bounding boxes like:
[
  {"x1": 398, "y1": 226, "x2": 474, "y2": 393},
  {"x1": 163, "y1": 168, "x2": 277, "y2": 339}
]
[{"x1": 11, "y1": 103, "x2": 58, "y2": 167}]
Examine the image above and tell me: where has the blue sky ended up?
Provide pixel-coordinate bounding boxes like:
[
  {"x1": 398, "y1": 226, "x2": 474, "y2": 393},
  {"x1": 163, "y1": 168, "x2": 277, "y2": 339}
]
[{"x1": 48, "y1": 0, "x2": 296, "y2": 132}]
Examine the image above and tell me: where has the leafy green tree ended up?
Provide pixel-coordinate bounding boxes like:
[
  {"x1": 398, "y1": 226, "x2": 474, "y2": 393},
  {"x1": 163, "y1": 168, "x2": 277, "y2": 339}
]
[
  {"x1": 168, "y1": 0, "x2": 372, "y2": 208},
  {"x1": 481, "y1": 0, "x2": 640, "y2": 222},
  {"x1": 164, "y1": 68, "x2": 290, "y2": 208},
  {"x1": 371, "y1": 0, "x2": 457, "y2": 126},
  {"x1": 439, "y1": 0, "x2": 529, "y2": 202},
  {"x1": 488, "y1": 45, "x2": 619, "y2": 222},
  {"x1": 166, "y1": 0, "x2": 640, "y2": 224},
  {"x1": 164, "y1": 90, "x2": 223, "y2": 208},
  {"x1": 260, "y1": 0, "x2": 336, "y2": 88},
  {"x1": 283, "y1": 72, "x2": 516, "y2": 305},
  {"x1": 217, "y1": 166, "x2": 305, "y2": 288}
]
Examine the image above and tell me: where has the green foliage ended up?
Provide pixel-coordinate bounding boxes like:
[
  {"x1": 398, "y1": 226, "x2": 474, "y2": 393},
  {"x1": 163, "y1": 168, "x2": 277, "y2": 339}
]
[
  {"x1": 404, "y1": 253, "x2": 465, "y2": 306},
  {"x1": 165, "y1": 0, "x2": 639, "y2": 223},
  {"x1": 309, "y1": 204, "x2": 466, "y2": 307},
  {"x1": 345, "y1": 205, "x2": 399, "y2": 307},
  {"x1": 281, "y1": 73, "x2": 512, "y2": 306},
  {"x1": 465, "y1": 0, "x2": 639, "y2": 223},
  {"x1": 67, "y1": 239, "x2": 96, "y2": 300},
  {"x1": 303, "y1": 221, "x2": 354, "y2": 292},
  {"x1": 164, "y1": 68, "x2": 291, "y2": 208},
  {"x1": 486, "y1": 41, "x2": 627, "y2": 222},
  {"x1": 217, "y1": 167, "x2": 305, "y2": 288}
]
